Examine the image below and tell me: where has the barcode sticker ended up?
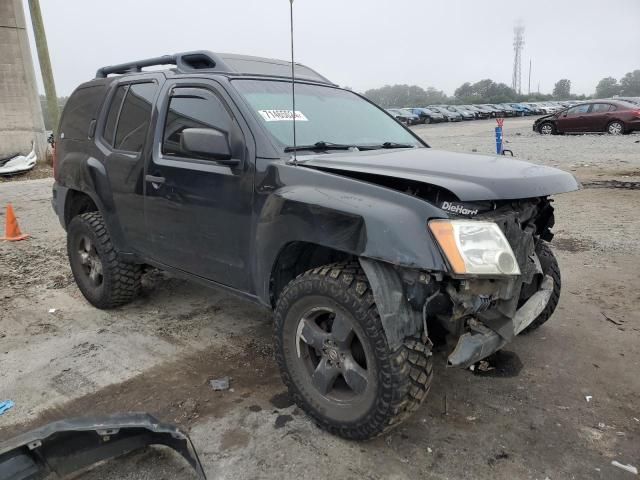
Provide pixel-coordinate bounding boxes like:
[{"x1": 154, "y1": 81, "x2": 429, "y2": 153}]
[{"x1": 258, "y1": 110, "x2": 308, "y2": 122}]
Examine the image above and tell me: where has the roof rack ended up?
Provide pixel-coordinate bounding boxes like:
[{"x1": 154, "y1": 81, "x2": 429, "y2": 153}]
[
  {"x1": 95, "y1": 50, "x2": 334, "y2": 85},
  {"x1": 95, "y1": 51, "x2": 229, "y2": 78}
]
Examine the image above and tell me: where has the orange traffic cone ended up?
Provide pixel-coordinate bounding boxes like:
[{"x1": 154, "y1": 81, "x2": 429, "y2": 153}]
[{"x1": 1, "y1": 204, "x2": 29, "y2": 241}]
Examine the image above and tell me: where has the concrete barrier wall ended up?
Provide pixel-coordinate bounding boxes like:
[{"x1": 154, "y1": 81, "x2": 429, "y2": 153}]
[{"x1": 0, "y1": 0, "x2": 47, "y2": 160}]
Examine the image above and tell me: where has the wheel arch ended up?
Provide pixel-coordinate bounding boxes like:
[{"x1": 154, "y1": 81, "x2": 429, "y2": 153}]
[{"x1": 253, "y1": 169, "x2": 449, "y2": 307}]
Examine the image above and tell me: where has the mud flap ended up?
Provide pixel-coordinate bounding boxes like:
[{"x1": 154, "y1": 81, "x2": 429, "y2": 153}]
[
  {"x1": 359, "y1": 258, "x2": 422, "y2": 350},
  {"x1": 0, "y1": 413, "x2": 206, "y2": 480}
]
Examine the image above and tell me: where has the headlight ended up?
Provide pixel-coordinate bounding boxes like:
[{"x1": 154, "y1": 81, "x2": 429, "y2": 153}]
[{"x1": 428, "y1": 220, "x2": 520, "y2": 275}]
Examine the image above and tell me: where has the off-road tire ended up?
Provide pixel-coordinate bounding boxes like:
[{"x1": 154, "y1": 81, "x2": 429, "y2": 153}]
[
  {"x1": 274, "y1": 261, "x2": 433, "y2": 440},
  {"x1": 521, "y1": 241, "x2": 561, "y2": 333},
  {"x1": 67, "y1": 212, "x2": 141, "y2": 309}
]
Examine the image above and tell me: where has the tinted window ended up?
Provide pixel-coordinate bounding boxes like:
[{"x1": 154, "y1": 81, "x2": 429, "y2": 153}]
[
  {"x1": 60, "y1": 85, "x2": 107, "y2": 140},
  {"x1": 114, "y1": 83, "x2": 158, "y2": 152},
  {"x1": 162, "y1": 89, "x2": 233, "y2": 158},
  {"x1": 103, "y1": 85, "x2": 127, "y2": 146},
  {"x1": 566, "y1": 104, "x2": 590, "y2": 115},
  {"x1": 590, "y1": 103, "x2": 611, "y2": 113}
]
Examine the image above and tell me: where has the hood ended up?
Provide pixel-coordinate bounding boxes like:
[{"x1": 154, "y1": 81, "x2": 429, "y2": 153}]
[
  {"x1": 298, "y1": 148, "x2": 580, "y2": 201},
  {"x1": 534, "y1": 113, "x2": 555, "y2": 124}
]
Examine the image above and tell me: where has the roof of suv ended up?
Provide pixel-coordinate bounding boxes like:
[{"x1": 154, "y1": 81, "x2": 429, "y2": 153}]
[{"x1": 94, "y1": 50, "x2": 334, "y2": 85}]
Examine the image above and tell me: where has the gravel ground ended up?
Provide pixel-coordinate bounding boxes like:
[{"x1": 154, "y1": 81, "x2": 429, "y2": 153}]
[{"x1": 0, "y1": 118, "x2": 638, "y2": 479}]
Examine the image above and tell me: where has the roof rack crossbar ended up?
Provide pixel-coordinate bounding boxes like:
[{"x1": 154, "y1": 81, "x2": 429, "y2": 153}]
[{"x1": 96, "y1": 55, "x2": 178, "y2": 78}]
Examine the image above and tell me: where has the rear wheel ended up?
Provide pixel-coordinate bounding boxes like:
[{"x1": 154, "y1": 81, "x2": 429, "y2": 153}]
[
  {"x1": 607, "y1": 120, "x2": 625, "y2": 135},
  {"x1": 274, "y1": 262, "x2": 433, "y2": 440},
  {"x1": 423, "y1": 116, "x2": 431, "y2": 124},
  {"x1": 539, "y1": 122, "x2": 556, "y2": 135},
  {"x1": 67, "y1": 212, "x2": 141, "y2": 309}
]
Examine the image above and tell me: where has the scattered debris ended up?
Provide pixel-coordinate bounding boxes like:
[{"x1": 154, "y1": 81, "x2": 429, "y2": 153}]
[
  {"x1": 601, "y1": 312, "x2": 623, "y2": 326},
  {"x1": 585, "y1": 395, "x2": 593, "y2": 402},
  {"x1": 634, "y1": 418, "x2": 639, "y2": 423},
  {"x1": 427, "y1": 447, "x2": 433, "y2": 453},
  {"x1": 477, "y1": 360, "x2": 493, "y2": 372},
  {"x1": 48, "y1": 308, "x2": 57, "y2": 314},
  {"x1": 466, "y1": 416, "x2": 477, "y2": 422},
  {"x1": 210, "y1": 376, "x2": 230, "y2": 391},
  {"x1": 0, "y1": 400, "x2": 14, "y2": 415},
  {"x1": 0, "y1": 143, "x2": 37, "y2": 176},
  {"x1": 611, "y1": 461, "x2": 638, "y2": 475}
]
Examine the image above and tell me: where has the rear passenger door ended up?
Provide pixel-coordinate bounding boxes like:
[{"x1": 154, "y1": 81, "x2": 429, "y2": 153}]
[
  {"x1": 98, "y1": 78, "x2": 160, "y2": 252},
  {"x1": 143, "y1": 80, "x2": 254, "y2": 290},
  {"x1": 585, "y1": 103, "x2": 614, "y2": 131}
]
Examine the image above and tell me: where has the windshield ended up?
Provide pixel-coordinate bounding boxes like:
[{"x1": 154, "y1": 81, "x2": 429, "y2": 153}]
[{"x1": 233, "y1": 79, "x2": 422, "y2": 152}]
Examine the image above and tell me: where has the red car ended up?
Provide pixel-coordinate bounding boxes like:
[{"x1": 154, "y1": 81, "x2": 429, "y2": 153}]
[{"x1": 534, "y1": 100, "x2": 640, "y2": 135}]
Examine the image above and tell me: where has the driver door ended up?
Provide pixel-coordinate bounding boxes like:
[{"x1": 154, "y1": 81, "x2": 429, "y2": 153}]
[
  {"x1": 143, "y1": 81, "x2": 254, "y2": 290},
  {"x1": 556, "y1": 104, "x2": 592, "y2": 132}
]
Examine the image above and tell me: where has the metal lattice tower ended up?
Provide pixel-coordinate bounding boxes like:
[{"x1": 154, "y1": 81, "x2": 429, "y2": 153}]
[{"x1": 512, "y1": 24, "x2": 525, "y2": 94}]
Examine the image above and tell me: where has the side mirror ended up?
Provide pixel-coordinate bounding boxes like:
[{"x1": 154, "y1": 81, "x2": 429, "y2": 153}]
[{"x1": 180, "y1": 128, "x2": 236, "y2": 164}]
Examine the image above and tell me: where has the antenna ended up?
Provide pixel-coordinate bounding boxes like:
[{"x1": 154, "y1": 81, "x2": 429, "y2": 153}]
[{"x1": 289, "y1": 0, "x2": 298, "y2": 164}]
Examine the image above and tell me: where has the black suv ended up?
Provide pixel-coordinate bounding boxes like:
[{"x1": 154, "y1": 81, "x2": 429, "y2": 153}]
[{"x1": 52, "y1": 51, "x2": 579, "y2": 440}]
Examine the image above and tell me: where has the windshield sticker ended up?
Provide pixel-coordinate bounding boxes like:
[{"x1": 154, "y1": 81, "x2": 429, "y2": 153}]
[{"x1": 258, "y1": 110, "x2": 309, "y2": 122}]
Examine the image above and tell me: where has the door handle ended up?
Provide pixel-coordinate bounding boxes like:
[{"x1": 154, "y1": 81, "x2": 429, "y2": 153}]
[{"x1": 145, "y1": 175, "x2": 165, "y2": 184}]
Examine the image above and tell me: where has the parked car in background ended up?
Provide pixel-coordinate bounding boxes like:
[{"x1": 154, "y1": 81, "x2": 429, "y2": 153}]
[
  {"x1": 534, "y1": 100, "x2": 640, "y2": 135},
  {"x1": 481, "y1": 104, "x2": 506, "y2": 117},
  {"x1": 463, "y1": 105, "x2": 492, "y2": 118},
  {"x1": 386, "y1": 108, "x2": 420, "y2": 125},
  {"x1": 615, "y1": 97, "x2": 640, "y2": 105},
  {"x1": 523, "y1": 103, "x2": 546, "y2": 115},
  {"x1": 444, "y1": 105, "x2": 475, "y2": 120},
  {"x1": 403, "y1": 107, "x2": 446, "y2": 124},
  {"x1": 505, "y1": 103, "x2": 530, "y2": 116},
  {"x1": 427, "y1": 106, "x2": 463, "y2": 122}
]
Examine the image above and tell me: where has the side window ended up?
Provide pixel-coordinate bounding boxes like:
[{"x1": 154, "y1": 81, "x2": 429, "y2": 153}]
[
  {"x1": 566, "y1": 104, "x2": 590, "y2": 116},
  {"x1": 114, "y1": 83, "x2": 158, "y2": 152},
  {"x1": 103, "y1": 85, "x2": 128, "y2": 146},
  {"x1": 590, "y1": 103, "x2": 611, "y2": 113},
  {"x1": 59, "y1": 85, "x2": 107, "y2": 140},
  {"x1": 162, "y1": 89, "x2": 233, "y2": 159}
]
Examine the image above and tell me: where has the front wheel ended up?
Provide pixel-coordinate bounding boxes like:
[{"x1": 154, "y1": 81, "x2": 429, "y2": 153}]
[
  {"x1": 539, "y1": 122, "x2": 556, "y2": 135},
  {"x1": 274, "y1": 262, "x2": 433, "y2": 440},
  {"x1": 521, "y1": 242, "x2": 561, "y2": 333}
]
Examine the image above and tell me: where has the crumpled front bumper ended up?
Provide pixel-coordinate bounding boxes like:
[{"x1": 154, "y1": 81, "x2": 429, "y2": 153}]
[
  {"x1": 0, "y1": 413, "x2": 206, "y2": 480},
  {"x1": 447, "y1": 275, "x2": 554, "y2": 368}
]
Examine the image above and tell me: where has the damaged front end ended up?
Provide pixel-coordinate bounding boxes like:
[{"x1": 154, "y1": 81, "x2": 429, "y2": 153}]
[
  {"x1": 430, "y1": 197, "x2": 558, "y2": 367},
  {"x1": 362, "y1": 196, "x2": 559, "y2": 369},
  {"x1": 0, "y1": 413, "x2": 206, "y2": 480}
]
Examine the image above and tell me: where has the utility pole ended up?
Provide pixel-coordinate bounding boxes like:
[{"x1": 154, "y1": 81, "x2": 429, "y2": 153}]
[
  {"x1": 28, "y1": 0, "x2": 59, "y2": 132},
  {"x1": 528, "y1": 59, "x2": 532, "y2": 95},
  {"x1": 511, "y1": 22, "x2": 525, "y2": 94}
]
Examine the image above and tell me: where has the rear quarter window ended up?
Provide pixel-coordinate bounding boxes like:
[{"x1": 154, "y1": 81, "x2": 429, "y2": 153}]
[{"x1": 59, "y1": 85, "x2": 107, "y2": 140}]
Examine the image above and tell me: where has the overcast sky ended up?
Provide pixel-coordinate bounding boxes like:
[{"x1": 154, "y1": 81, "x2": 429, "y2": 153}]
[{"x1": 23, "y1": 0, "x2": 640, "y2": 97}]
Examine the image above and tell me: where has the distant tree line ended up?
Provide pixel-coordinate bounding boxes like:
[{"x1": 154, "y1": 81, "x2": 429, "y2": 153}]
[
  {"x1": 594, "y1": 70, "x2": 640, "y2": 98},
  {"x1": 363, "y1": 69, "x2": 639, "y2": 108}
]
